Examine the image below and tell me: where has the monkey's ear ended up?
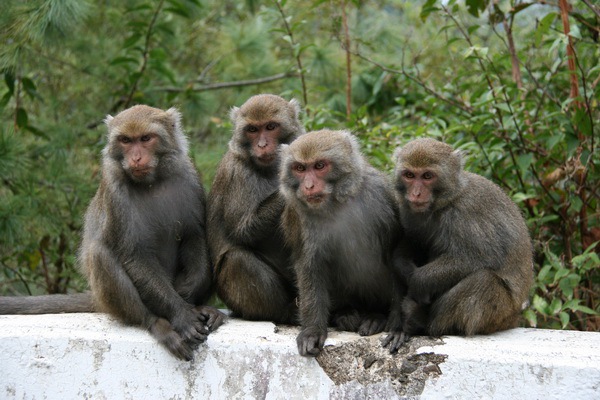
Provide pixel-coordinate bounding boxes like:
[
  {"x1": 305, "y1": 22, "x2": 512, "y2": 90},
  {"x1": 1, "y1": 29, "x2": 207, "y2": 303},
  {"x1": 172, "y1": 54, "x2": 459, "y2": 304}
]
[
  {"x1": 392, "y1": 146, "x2": 403, "y2": 162},
  {"x1": 104, "y1": 115, "x2": 114, "y2": 126},
  {"x1": 166, "y1": 107, "x2": 182, "y2": 125},
  {"x1": 166, "y1": 107, "x2": 189, "y2": 154},
  {"x1": 289, "y1": 99, "x2": 301, "y2": 118},
  {"x1": 452, "y1": 149, "x2": 466, "y2": 169},
  {"x1": 229, "y1": 106, "x2": 240, "y2": 122}
]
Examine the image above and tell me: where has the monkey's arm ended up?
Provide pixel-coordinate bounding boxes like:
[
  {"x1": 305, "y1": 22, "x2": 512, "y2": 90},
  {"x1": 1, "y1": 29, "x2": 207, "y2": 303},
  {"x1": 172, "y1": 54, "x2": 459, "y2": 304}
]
[
  {"x1": 121, "y1": 257, "x2": 209, "y2": 342},
  {"x1": 174, "y1": 231, "x2": 212, "y2": 304},
  {"x1": 226, "y1": 190, "x2": 284, "y2": 244},
  {"x1": 407, "y1": 252, "x2": 483, "y2": 305},
  {"x1": 295, "y1": 253, "x2": 331, "y2": 357}
]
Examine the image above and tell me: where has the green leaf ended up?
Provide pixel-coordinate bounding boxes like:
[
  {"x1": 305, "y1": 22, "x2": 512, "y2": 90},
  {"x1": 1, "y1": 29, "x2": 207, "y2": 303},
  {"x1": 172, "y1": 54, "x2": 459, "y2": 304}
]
[
  {"x1": 21, "y1": 77, "x2": 42, "y2": 102},
  {"x1": 523, "y1": 309, "x2": 537, "y2": 328},
  {"x1": 0, "y1": 91, "x2": 12, "y2": 111},
  {"x1": 553, "y1": 267, "x2": 570, "y2": 283},
  {"x1": 558, "y1": 311, "x2": 569, "y2": 329},
  {"x1": 466, "y1": 0, "x2": 486, "y2": 17},
  {"x1": 516, "y1": 153, "x2": 534, "y2": 173},
  {"x1": 420, "y1": 0, "x2": 439, "y2": 22},
  {"x1": 467, "y1": 25, "x2": 480, "y2": 35},
  {"x1": 570, "y1": 304, "x2": 599, "y2": 315},
  {"x1": 123, "y1": 33, "x2": 142, "y2": 48},
  {"x1": 537, "y1": 263, "x2": 553, "y2": 283},
  {"x1": 25, "y1": 125, "x2": 49, "y2": 140},
  {"x1": 4, "y1": 72, "x2": 15, "y2": 94},
  {"x1": 548, "y1": 298, "x2": 562, "y2": 315},
  {"x1": 16, "y1": 107, "x2": 28, "y2": 129},
  {"x1": 109, "y1": 57, "x2": 138, "y2": 67},
  {"x1": 535, "y1": 12, "x2": 557, "y2": 47},
  {"x1": 532, "y1": 295, "x2": 549, "y2": 315}
]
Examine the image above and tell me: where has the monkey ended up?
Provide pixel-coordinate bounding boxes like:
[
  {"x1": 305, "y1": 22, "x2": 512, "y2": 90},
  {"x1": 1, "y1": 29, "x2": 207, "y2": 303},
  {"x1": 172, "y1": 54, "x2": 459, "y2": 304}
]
[
  {"x1": 207, "y1": 94, "x2": 305, "y2": 324},
  {"x1": 0, "y1": 105, "x2": 224, "y2": 361},
  {"x1": 382, "y1": 137, "x2": 534, "y2": 353},
  {"x1": 279, "y1": 129, "x2": 402, "y2": 357}
]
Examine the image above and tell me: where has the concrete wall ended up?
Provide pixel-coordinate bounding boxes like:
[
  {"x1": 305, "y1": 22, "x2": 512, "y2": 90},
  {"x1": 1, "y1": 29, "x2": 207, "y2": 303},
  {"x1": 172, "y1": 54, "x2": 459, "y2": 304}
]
[{"x1": 1, "y1": 313, "x2": 599, "y2": 399}]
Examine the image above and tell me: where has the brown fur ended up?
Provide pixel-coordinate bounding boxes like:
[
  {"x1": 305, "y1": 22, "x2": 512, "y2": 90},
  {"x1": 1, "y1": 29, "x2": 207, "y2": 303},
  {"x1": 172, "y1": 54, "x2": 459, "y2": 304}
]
[
  {"x1": 383, "y1": 138, "x2": 533, "y2": 353},
  {"x1": 280, "y1": 130, "x2": 401, "y2": 357},
  {"x1": 0, "y1": 105, "x2": 225, "y2": 361},
  {"x1": 207, "y1": 94, "x2": 305, "y2": 324}
]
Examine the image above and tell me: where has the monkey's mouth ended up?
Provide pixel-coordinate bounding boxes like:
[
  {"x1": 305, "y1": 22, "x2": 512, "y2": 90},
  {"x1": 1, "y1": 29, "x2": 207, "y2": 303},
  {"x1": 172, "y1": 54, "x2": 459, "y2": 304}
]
[
  {"x1": 305, "y1": 194, "x2": 326, "y2": 205},
  {"x1": 409, "y1": 201, "x2": 430, "y2": 212},
  {"x1": 256, "y1": 153, "x2": 277, "y2": 165},
  {"x1": 130, "y1": 167, "x2": 152, "y2": 178}
]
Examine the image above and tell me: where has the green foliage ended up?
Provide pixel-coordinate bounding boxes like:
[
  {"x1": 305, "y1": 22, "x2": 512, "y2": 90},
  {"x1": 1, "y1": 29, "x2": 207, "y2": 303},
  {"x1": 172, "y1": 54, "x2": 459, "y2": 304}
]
[{"x1": 0, "y1": 0, "x2": 597, "y2": 331}]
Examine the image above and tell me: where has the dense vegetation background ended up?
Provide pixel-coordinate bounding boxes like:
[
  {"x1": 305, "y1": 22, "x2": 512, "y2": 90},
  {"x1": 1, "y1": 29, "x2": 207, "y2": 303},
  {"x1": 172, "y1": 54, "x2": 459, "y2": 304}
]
[{"x1": 0, "y1": 0, "x2": 597, "y2": 331}]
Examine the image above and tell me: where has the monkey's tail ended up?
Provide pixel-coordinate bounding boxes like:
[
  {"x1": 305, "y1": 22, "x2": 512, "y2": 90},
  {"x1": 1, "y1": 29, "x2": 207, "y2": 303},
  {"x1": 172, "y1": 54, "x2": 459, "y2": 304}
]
[{"x1": 0, "y1": 292, "x2": 95, "y2": 314}]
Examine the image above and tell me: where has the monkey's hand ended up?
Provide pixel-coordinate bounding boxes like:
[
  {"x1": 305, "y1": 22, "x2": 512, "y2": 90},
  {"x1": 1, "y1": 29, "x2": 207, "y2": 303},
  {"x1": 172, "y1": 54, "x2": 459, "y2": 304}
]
[
  {"x1": 194, "y1": 305, "x2": 227, "y2": 332},
  {"x1": 381, "y1": 330, "x2": 411, "y2": 354},
  {"x1": 170, "y1": 307, "x2": 210, "y2": 347},
  {"x1": 297, "y1": 326, "x2": 327, "y2": 357}
]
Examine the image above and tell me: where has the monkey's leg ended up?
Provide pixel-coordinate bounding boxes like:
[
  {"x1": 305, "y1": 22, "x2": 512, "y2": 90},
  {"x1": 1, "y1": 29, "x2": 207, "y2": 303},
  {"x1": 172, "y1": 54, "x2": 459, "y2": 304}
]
[
  {"x1": 402, "y1": 297, "x2": 429, "y2": 336},
  {"x1": 88, "y1": 245, "x2": 196, "y2": 361},
  {"x1": 428, "y1": 269, "x2": 520, "y2": 336},
  {"x1": 217, "y1": 248, "x2": 298, "y2": 324},
  {"x1": 331, "y1": 308, "x2": 362, "y2": 331}
]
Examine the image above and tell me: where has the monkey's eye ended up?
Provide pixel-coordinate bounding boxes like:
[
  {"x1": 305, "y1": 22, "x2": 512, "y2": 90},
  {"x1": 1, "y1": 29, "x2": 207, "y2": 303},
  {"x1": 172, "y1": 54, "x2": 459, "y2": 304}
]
[
  {"x1": 118, "y1": 136, "x2": 132, "y2": 144},
  {"x1": 422, "y1": 171, "x2": 435, "y2": 180},
  {"x1": 402, "y1": 171, "x2": 415, "y2": 179},
  {"x1": 140, "y1": 134, "x2": 152, "y2": 142},
  {"x1": 266, "y1": 122, "x2": 279, "y2": 131},
  {"x1": 293, "y1": 164, "x2": 306, "y2": 172},
  {"x1": 246, "y1": 126, "x2": 259, "y2": 133},
  {"x1": 314, "y1": 161, "x2": 327, "y2": 170}
]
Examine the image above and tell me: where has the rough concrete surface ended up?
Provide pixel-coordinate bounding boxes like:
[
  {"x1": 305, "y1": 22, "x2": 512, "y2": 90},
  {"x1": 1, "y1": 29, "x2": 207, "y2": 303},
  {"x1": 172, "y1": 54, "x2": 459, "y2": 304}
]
[{"x1": 1, "y1": 314, "x2": 599, "y2": 399}]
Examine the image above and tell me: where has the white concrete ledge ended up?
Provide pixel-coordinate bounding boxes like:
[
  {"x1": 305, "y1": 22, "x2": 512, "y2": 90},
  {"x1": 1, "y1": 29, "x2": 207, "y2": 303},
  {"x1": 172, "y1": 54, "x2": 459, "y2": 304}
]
[{"x1": 1, "y1": 314, "x2": 599, "y2": 399}]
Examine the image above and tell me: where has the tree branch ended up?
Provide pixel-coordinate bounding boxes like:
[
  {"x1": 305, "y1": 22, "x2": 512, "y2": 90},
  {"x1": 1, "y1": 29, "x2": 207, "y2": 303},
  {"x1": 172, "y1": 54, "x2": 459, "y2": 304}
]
[{"x1": 149, "y1": 72, "x2": 297, "y2": 93}]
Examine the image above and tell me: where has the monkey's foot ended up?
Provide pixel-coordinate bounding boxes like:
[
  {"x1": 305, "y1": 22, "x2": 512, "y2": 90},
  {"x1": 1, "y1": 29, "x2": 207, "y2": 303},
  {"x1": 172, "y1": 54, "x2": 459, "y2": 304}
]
[
  {"x1": 381, "y1": 330, "x2": 411, "y2": 354},
  {"x1": 171, "y1": 308, "x2": 210, "y2": 348},
  {"x1": 297, "y1": 326, "x2": 326, "y2": 357},
  {"x1": 358, "y1": 313, "x2": 387, "y2": 336},
  {"x1": 194, "y1": 305, "x2": 226, "y2": 332}
]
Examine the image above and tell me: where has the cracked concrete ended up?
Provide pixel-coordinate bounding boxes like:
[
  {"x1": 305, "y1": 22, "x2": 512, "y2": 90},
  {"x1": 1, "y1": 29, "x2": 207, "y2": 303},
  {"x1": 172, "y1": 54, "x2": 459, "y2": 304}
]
[{"x1": 1, "y1": 314, "x2": 599, "y2": 399}]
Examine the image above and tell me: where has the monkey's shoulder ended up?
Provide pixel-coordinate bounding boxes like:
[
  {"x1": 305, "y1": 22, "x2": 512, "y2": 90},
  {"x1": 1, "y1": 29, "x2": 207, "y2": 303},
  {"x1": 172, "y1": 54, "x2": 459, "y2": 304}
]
[{"x1": 458, "y1": 172, "x2": 522, "y2": 215}]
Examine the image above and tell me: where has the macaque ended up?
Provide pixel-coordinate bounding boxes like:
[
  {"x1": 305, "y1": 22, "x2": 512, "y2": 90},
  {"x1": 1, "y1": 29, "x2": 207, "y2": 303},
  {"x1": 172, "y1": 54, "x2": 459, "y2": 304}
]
[
  {"x1": 0, "y1": 105, "x2": 224, "y2": 361},
  {"x1": 383, "y1": 137, "x2": 533, "y2": 352},
  {"x1": 280, "y1": 129, "x2": 401, "y2": 357},
  {"x1": 207, "y1": 94, "x2": 305, "y2": 324}
]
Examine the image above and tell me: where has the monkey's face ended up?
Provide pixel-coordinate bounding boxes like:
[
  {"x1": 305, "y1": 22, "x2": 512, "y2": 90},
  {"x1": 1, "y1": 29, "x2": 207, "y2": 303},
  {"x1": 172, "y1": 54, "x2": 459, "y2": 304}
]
[
  {"x1": 398, "y1": 167, "x2": 436, "y2": 213},
  {"x1": 115, "y1": 133, "x2": 160, "y2": 183},
  {"x1": 289, "y1": 159, "x2": 333, "y2": 209},
  {"x1": 242, "y1": 121, "x2": 283, "y2": 167}
]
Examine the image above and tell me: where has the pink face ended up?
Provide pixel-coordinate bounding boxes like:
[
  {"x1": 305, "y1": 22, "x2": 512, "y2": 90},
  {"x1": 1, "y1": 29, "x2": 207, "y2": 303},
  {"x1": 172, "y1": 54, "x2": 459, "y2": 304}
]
[
  {"x1": 118, "y1": 133, "x2": 158, "y2": 179},
  {"x1": 245, "y1": 122, "x2": 281, "y2": 166},
  {"x1": 292, "y1": 160, "x2": 331, "y2": 206},
  {"x1": 400, "y1": 168, "x2": 437, "y2": 212}
]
